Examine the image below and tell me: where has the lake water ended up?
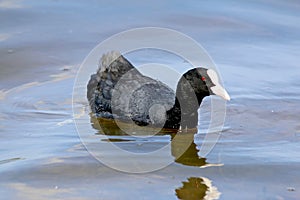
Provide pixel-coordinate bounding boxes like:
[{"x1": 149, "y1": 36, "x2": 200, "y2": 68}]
[{"x1": 1, "y1": 0, "x2": 300, "y2": 199}]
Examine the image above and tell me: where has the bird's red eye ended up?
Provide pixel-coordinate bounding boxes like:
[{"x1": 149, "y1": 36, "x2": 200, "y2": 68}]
[{"x1": 201, "y1": 76, "x2": 206, "y2": 81}]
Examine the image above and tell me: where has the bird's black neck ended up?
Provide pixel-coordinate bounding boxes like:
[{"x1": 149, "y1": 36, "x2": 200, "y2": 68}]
[
  {"x1": 164, "y1": 94, "x2": 205, "y2": 130},
  {"x1": 164, "y1": 98, "x2": 181, "y2": 129}
]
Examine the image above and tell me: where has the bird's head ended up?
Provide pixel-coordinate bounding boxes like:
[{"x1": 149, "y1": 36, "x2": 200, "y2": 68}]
[{"x1": 179, "y1": 68, "x2": 230, "y2": 103}]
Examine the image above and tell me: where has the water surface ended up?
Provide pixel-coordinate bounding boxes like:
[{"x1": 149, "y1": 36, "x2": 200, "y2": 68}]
[{"x1": 1, "y1": 0, "x2": 300, "y2": 199}]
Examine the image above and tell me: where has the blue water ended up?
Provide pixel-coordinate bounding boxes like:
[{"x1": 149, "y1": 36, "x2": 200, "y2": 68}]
[{"x1": 1, "y1": 0, "x2": 300, "y2": 199}]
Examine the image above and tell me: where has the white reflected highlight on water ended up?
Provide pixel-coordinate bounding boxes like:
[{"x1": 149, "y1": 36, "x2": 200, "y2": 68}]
[
  {"x1": 9, "y1": 183, "x2": 88, "y2": 200},
  {"x1": 202, "y1": 177, "x2": 221, "y2": 200},
  {"x1": 0, "y1": 33, "x2": 10, "y2": 42},
  {"x1": 0, "y1": 0, "x2": 23, "y2": 9}
]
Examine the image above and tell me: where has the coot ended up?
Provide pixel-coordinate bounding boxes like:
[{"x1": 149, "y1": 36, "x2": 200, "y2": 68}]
[{"x1": 87, "y1": 51, "x2": 230, "y2": 130}]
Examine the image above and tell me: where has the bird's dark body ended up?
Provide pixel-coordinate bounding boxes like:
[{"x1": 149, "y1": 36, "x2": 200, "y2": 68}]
[{"x1": 87, "y1": 52, "x2": 213, "y2": 130}]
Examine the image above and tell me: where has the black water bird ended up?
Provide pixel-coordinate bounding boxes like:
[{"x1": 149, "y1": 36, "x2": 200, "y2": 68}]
[{"x1": 87, "y1": 51, "x2": 230, "y2": 130}]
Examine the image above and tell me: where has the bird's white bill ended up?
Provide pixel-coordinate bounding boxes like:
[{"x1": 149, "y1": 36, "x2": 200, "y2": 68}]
[
  {"x1": 210, "y1": 85, "x2": 231, "y2": 101},
  {"x1": 207, "y1": 69, "x2": 230, "y2": 100}
]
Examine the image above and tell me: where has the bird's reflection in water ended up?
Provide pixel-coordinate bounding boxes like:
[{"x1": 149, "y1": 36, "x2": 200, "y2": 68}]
[
  {"x1": 176, "y1": 177, "x2": 221, "y2": 200},
  {"x1": 90, "y1": 116, "x2": 207, "y2": 167},
  {"x1": 90, "y1": 116, "x2": 220, "y2": 200},
  {"x1": 170, "y1": 133, "x2": 207, "y2": 167}
]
